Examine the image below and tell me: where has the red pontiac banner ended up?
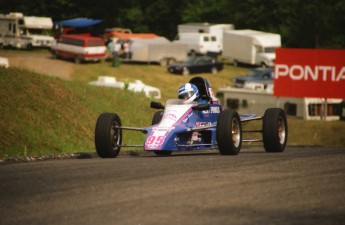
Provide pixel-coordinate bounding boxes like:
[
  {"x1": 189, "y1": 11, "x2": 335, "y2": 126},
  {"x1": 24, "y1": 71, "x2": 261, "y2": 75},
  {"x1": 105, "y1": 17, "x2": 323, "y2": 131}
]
[{"x1": 274, "y1": 48, "x2": 345, "y2": 99}]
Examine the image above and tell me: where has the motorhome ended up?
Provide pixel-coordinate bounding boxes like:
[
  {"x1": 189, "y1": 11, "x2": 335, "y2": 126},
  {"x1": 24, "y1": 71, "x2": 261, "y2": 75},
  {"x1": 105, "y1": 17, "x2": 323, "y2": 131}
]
[
  {"x1": 217, "y1": 86, "x2": 342, "y2": 121},
  {"x1": 177, "y1": 23, "x2": 234, "y2": 50},
  {"x1": 222, "y1": 29, "x2": 281, "y2": 67},
  {"x1": 0, "y1": 12, "x2": 54, "y2": 49}
]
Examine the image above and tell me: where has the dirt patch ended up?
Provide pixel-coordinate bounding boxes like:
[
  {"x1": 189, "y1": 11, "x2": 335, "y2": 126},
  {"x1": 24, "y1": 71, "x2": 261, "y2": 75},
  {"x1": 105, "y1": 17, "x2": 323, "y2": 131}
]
[{"x1": 1, "y1": 51, "x2": 73, "y2": 80}]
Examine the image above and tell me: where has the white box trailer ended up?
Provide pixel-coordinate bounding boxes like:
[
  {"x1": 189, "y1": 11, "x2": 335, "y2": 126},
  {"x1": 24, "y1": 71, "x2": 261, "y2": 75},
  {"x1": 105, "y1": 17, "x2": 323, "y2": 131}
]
[
  {"x1": 0, "y1": 12, "x2": 54, "y2": 49},
  {"x1": 124, "y1": 37, "x2": 188, "y2": 66},
  {"x1": 222, "y1": 29, "x2": 281, "y2": 67},
  {"x1": 217, "y1": 87, "x2": 342, "y2": 121},
  {"x1": 178, "y1": 23, "x2": 234, "y2": 50},
  {"x1": 176, "y1": 32, "x2": 221, "y2": 55}
]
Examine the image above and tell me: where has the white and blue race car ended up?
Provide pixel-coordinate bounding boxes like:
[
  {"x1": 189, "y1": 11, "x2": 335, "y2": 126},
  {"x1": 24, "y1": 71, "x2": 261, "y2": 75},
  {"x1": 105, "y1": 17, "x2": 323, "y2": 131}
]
[{"x1": 94, "y1": 77, "x2": 288, "y2": 157}]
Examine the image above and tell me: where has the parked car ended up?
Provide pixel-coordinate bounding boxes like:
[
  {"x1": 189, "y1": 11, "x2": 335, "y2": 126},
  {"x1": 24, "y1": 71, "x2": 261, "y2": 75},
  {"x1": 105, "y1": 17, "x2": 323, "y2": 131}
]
[
  {"x1": 168, "y1": 55, "x2": 223, "y2": 75},
  {"x1": 50, "y1": 35, "x2": 107, "y2": 63},
  {"x1": 233, "y1": 67, "x2": 273, "y2": 88}
]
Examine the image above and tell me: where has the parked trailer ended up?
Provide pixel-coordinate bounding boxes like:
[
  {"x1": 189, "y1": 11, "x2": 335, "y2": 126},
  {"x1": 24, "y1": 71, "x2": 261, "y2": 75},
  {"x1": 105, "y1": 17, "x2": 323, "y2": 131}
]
[
  {"x1": 177, "y1": 23, "x2": 234, "y2": 50},
  {"x1": 217, "y1": 87, "x2": 342, "y2": 121},
  {"x1": 0, "y1": 12, "x2": 54, "y2": 49},
  {"x1": 176, "y1": 33, "x2": 221, "y2": 55},
  {"x1": 222, "y1": 29, "x2": 281, "y2": 67},
  {"x1": 122, "y1": 37, "x2": 188, "y2": 66}
]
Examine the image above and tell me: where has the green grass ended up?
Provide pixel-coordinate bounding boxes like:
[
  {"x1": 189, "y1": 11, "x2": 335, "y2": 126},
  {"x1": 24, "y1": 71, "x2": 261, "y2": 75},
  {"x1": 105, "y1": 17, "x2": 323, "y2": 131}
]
[
  {"x1": 0, "y1": 67, "x2": 155, "y2": 158},
  {"x1": 0, "y1": 53, "x2": 344, "y2": 158}
]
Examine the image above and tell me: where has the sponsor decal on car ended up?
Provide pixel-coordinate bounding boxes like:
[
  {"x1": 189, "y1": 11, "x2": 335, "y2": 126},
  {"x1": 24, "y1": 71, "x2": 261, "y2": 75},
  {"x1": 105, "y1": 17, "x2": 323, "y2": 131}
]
[
  {"x1": 163, "y1": 110, "x2": 178, "y2": 122},
  {"x1": 196, "y1": 122, "x2": 212, "y2": 127},
  {"x1": 210, "y1": 106, "x2": 220, "y2": 113},
  {"x1": 183, "y1": 112, "x2": 193, "y2": 123}
]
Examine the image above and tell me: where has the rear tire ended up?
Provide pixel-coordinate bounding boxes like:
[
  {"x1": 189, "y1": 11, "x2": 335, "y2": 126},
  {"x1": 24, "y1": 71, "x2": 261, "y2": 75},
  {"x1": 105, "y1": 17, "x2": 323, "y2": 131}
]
[
  {"x1": 262, "y1": 108, "x2": 288, "y2": 152},
  {"x1": 95, "y1": 113, "x2": 122, "y2": 158},
  {"x1": 159, "y1": 58, "x2": 169, "y2": 66},
  {"x1": 216, "y1": 109, "x2": 242, "y2": 155}
]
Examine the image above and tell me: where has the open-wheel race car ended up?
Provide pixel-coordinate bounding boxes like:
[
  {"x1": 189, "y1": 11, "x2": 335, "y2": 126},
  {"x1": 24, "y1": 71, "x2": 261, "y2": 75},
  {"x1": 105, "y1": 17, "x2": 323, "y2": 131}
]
[{"x1": 94, "y1": 77, "x2": 288, "y2": 158}]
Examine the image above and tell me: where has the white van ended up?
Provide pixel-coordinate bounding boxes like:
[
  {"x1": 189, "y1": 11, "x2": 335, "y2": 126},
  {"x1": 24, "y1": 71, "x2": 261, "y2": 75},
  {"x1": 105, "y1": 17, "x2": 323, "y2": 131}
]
[{"x1": 176, "y1": 33, "x2": 221, "y2": 55}]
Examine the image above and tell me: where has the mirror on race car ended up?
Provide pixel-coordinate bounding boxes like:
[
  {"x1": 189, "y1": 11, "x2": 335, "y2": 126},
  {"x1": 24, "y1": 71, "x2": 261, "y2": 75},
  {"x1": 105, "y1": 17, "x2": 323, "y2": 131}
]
[{"x1": 150, "y1": 101, "x2": 165, "y2": 109}]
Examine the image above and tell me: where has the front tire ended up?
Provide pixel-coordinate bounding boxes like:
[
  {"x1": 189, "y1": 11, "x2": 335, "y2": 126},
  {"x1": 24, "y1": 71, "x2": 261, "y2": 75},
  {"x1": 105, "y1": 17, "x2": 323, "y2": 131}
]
[
  {"x1": 95, "y1": 113, "x2": 122, "y2": 158},
  {"x1": 216, "y1": 109, "x2": 242, "y2": 155},
  {"x1": 262, "y1": 108, "x2": 288, "y2": 152}
]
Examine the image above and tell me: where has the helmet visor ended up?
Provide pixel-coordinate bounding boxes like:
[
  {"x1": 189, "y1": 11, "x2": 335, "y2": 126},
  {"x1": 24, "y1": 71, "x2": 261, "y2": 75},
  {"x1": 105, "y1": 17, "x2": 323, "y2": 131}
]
[{"x1": 178, "y1": 91, "x2": 195, "y2": 100}]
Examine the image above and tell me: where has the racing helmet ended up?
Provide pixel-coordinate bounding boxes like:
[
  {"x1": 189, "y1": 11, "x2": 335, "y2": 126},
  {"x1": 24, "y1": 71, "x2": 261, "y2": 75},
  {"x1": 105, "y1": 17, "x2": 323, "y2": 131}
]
[{"x1": 178, "y1": 83, "x2": 199, "y2": 103}]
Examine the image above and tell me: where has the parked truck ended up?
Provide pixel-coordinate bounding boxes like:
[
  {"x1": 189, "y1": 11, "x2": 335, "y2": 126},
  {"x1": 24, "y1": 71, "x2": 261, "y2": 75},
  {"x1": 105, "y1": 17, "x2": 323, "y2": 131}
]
[
  {"x1": 0, "y1": 12, "x2": 54, "y2": 49},
  {"x1": 222, "y1": 29, "x2": 281, "y2": 67},
  {"x1": 120, "y1": 36, "x2": 188, "y2": 66},
  {"x1": 177, "y1": 23, "x2": 234, "y2": 51}
]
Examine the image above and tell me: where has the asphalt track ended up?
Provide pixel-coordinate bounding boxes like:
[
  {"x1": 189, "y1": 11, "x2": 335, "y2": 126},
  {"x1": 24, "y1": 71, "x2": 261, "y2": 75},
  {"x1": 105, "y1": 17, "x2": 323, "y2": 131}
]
[{"x1": 1, "y1": 146, "x2": 344, "y2": 225}]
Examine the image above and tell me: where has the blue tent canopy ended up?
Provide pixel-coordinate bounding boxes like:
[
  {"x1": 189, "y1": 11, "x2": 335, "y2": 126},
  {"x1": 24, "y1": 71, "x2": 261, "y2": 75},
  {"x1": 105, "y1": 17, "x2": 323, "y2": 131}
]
[{"x1": 55, "y1": 18, "x2": 102, "y2": 28}]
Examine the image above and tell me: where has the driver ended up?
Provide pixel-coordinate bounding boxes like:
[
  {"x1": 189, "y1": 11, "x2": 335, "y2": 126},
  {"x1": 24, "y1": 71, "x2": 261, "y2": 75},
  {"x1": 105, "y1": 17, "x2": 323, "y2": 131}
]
[{"x1": 178, "y1": 83, "x2": 207, "y2": 104}]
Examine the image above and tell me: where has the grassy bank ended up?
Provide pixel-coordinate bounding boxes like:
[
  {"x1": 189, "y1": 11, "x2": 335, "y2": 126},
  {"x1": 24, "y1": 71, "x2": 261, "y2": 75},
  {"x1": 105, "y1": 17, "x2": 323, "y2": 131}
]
[
  {"x1": 0, "y1": 57, "x2": 344, "y2": 158},
  {"x1": 0, "y1": 67, "x2": 155, "y2": 158}
]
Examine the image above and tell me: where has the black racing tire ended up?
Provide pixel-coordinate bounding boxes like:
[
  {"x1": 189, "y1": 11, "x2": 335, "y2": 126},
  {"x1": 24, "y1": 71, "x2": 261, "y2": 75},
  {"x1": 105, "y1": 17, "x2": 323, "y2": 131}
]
[
  {"x1": 95, "y1": 113, "x2": 122, "y2": 158},
  {"x1": 151, "y1": 110, "x2": 172, "y2": 156},
  {"x1": 216, "y1": 109, "x2": 242, "y2": 155},
  {"x1": 262, "y1": 108, "x2": 288, "y2": 152}
]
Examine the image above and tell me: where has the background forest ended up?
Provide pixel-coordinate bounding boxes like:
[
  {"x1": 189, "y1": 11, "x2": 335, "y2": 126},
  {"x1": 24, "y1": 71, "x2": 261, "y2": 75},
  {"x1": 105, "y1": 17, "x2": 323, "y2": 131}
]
[{"x1": 1, "y1": 0, "x2": 344, "y2": 48}]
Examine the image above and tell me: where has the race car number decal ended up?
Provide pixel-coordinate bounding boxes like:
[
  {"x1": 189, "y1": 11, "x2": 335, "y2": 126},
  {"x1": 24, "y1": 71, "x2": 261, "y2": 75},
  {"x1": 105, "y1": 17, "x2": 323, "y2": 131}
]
[{"x1": 146, "y1": 135, "x2": 165, "y2": 146}]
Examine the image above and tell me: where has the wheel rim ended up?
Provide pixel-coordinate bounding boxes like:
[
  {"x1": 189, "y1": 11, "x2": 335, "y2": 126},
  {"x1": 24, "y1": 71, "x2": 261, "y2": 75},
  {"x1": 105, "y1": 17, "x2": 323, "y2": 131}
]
[
  {"x1": 231, "y1": 118, "x2": 240, "y2": 147},
  {"x1": 212, "y1": 67, "x2": 217, "y2": 74},
  {"x1": 277, "y1": 117, "x2": 286, "y2": 144},
  {"x1": 110, "y1": 121, "x2": 121, "y2": 151}
]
